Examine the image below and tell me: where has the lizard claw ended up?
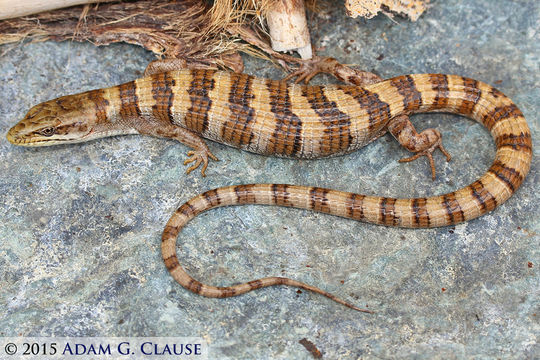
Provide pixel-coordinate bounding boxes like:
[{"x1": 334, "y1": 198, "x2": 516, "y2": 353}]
[
  {"x1": 399, "y1": 137, "x2": 451, "y2": 180},
  {"x1": 184, "y1": 149, "x2": 219, "y2": 177},
  {"x1": 283, "y1": 66, "x2": 323, "y2": 84},
  {"x1": 283, "y1": 56, "x2": 340, "y2": 84}
]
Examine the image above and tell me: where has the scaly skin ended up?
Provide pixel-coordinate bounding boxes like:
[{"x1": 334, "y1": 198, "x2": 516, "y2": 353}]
[{"x1": 7, "y1": 69, "x2": 532, "y2": 311}]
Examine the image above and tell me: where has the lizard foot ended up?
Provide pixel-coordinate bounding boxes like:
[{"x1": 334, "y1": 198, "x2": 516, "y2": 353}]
[
  {"x1": 184, "y1": 149, "x2": 219, "y2": 177},
  {"x1": 283, "y1": 56, "x2": 341, "y2": 84},
  {"x1": 282, "y1": 56, "x2": 381, "y2": 86},
  {"x1": 398, "y1": 130, "x2": 452, "y2": 180}
]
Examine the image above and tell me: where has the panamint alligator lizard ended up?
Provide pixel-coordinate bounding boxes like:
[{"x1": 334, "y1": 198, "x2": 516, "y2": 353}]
[{"x1": 7, "y1": 61, "x2": 532, "y2": 311}]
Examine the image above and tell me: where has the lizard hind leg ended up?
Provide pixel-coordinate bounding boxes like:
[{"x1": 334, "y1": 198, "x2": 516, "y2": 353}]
[
  {"x1": 281, "y1": 57, "x2": 450, "y2": 179},
  {"x1": 388, "y1": 115, "x2": 452, "y2": 180},
  {"x1": 283, "y1": 56, "x2": 381, "y2": 86}
]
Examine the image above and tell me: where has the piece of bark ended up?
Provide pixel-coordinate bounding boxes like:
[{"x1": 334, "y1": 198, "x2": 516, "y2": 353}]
[
  {"x1": 299, "y1": 338, "x2": 323, "y2": 359},
  {"x1": 0, "y1": 0, "x2": 430, "y2": 75},
  {"x1": 345, "y1": 0, "x2": 430, "y2": 21},
  {"x1": 0, "y1": 0, "x2": 247, "y2": 70}
]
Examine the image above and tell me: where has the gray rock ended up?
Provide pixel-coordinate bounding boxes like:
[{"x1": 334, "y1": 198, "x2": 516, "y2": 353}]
[{"x1": 0, "y1": 0, "x2": 538, "y2": 358}]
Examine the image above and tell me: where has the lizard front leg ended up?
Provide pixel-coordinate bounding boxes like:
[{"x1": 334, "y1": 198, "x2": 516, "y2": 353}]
[
  {"x1": 142, "y1": 59, "x2": 221, "y2": 176},
  {"x1": 144, "y1": 58, "x2": 216, "y2": 76},
  {"x1": 134, "y1": 120, "x2": 218, "y2": 177}
]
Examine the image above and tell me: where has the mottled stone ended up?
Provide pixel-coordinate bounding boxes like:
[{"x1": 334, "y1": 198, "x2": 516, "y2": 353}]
[{"x1": 0, "y1": 0, "x2": 538, "y2": 358}]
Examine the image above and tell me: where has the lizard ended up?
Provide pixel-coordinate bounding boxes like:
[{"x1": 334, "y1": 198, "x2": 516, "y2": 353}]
[{"x1": 7, "y1": 59, "x2": 532, "y2": 312}]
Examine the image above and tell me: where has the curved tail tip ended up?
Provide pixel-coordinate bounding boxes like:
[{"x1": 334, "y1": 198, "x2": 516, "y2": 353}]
[{"x1": 343, "y1": 301, "x2": 374, "y2": 313}]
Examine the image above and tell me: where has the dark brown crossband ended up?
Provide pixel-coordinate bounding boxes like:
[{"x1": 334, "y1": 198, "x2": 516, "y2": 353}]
[
  {"x1": 345, "y1": 193, "x2": 365, "y2": 220},
  {"x1": 272, "y1": 184, "x2": 293, "y2": 207},
  {"x1": 428, "y1": 74, "x2": 449, "y2": 110},
  {"x1": 482, "y1": 104, "x2": 522, "y2": 131},
  {"x1": 247, "y1": 279, "x2": 264, "y2": 289},
  {"x1": 310, "y1": 187, "x2": 330, "y2": 213},
  {"x1": 118, "y1": 81, "x2": 141, "y2": 118},
  {"x1": 458, "y1": 78, "x2": 480, "y2": 115},
  {"x1": 302, "y1": 86, "x2": 352, "y2": 155},
  {"x1": 341, "y1": 85, "x2": 391, "y2": 131},
  {"x1": 222, "y1": 73, "x2": 256, "y2": 147},
  {"x1": 487, "y1": 160, "x2": 523, "y2": 193},
  {"x1": 203, "y1": 189, "x2": 222, "y2": 207},
  {"x1": 151, "y1": 72, "x2": 176, "y2": 123},
  {"x1": 495, "y1": 132, "x2": 532, "y2": 151},
  {"x1": 162, "y1": 225, "x2": 179, "y2": 242},
  {"x1": 163, "y1": 255, "x2": 180, "y2": 271},
  {"x1": 87, "y1": 89, "x2": 110, "y2": 124},
  {"x1": 178, "y1": 203, "x2": 196, "y2": 217},
  {"x1": 441, "y1": 192, "x2": 465, "y2": 223},
  {"x1": 379, "y1": 197, "x2": 398, "y2": 226},
  {"x1": 412, "y1": 198, "x2": 430, "y2": 227},
  {"x1": 489, "y1": 87, "x2": 505, "y2": 99},
  {"x1": 389, "y1": 75, "x2": 423, "y2": 113},
  {"x1": 234, "y1": 185, "x2": 256, "y2": 204},
  {"x1": 469, "y1": 179, "x2": 497, "y2": 212},
  {"x1": 187, "y1": 279, "x2": 203, "y2": 294},
  {"x1": 217, "y1": 288, "x2": 237, "y2": 297},
  {"x1": 185, "y1": 69, "x2": 216, "y2": 134},
  {"x1": 266, "y1": 80, "x2": 303, "y2": 156}
]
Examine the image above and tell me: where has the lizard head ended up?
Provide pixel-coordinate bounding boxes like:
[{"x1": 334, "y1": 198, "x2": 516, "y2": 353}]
[{"x1": 7, "y1": 91, "x2": 111, "y2": 147}]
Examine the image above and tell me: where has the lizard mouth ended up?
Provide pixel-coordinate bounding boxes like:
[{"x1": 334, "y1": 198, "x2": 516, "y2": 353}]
[
  {"x1": 5, "y1": 127, "x2": 117, "y2": 147},
  {"x1": 6, "y1": 126, "x2": 67, "y2": 147},
  {"x1": 6, "y1": 126, "x2": 47, "y2": 146}
]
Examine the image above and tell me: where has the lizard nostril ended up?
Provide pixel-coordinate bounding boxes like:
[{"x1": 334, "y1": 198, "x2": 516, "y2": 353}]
[{"x1": 6, "y1": 126, "x2": 20, "y2": 143}]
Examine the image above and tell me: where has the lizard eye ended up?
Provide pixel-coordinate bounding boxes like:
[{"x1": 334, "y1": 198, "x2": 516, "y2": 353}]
[{"x1": 39, "y1": 127, "x2": 56, "y2": 137}]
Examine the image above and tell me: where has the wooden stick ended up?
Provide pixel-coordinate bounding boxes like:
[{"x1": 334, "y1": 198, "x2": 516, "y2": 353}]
[
  {"x1": 0, "y1": 0, "x2": 115, "y2": 20},
  {"x1": 266, "y1": 0, "x2": 312, "y2": 59}
]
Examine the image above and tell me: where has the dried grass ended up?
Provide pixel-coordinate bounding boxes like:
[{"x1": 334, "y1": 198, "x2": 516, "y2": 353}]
[
  {"x1": 0, "y1": 0, "x2": 264, "y2": 69},
  {"x1": 0, "y1": 0, "x2": 429, "y2": 70}
]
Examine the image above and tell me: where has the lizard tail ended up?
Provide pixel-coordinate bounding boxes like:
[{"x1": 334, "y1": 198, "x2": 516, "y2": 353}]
[
  {"x1": 162, "y1": 75, "x2": 532, "y2": 311},
  {"x1": 162, "y1": 186, "x2": 373, "y2": 313}
]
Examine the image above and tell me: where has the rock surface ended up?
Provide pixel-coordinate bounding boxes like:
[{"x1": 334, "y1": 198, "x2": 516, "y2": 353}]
[{"x1": 0, "y1": 0, "x2": 538, "y2": 358}]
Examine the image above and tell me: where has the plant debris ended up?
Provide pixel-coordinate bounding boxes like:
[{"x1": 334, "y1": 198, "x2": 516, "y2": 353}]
[
  {"x1": 345, "y1": 0, "x2": 430, "y2": 21},
  {"x1": 0, "y1": 0, "x2": 431, "y2": 71},
  {"x1": 0, "y1": 0, "x2": 262, "y2": 70},
  {"x1": 299, "y1": 338, "x2": 323, "y2": 358}
]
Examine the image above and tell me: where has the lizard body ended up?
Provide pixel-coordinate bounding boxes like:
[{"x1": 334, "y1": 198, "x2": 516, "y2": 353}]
[
  {"x1": 7, "y1": 68, "x2": 532, "y2": 311},
  {"x1": 8, "y1": 68, "x2": 452, "y2": 175}
]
